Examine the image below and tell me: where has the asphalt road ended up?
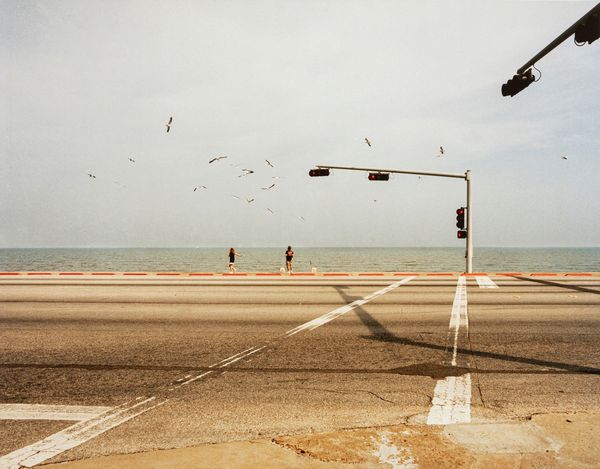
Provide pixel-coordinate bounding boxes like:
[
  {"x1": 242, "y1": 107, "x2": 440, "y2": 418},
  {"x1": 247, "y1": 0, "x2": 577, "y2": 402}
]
[{"x1": 1, "y1": 275, "x2": 599, "y2": 466}]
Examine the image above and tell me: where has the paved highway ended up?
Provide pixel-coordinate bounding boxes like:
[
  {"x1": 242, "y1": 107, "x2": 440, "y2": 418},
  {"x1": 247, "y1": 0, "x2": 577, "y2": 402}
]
[{"x1": 0, "y1": 274, "x2": 599, "y2": 467}]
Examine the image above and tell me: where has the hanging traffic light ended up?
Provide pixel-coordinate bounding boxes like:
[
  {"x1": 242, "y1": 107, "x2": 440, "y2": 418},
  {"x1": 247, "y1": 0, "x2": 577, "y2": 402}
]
[
  {"x1": 368, "y1": 172, "x2": 389, "y2": 181},
  {"x1": 308, "y1": 168, "x2": 330, "y2": 177},
  {"x1": 501, "y1": 69, "x2": 535, "y2": 97},
  {"x1": 575, "y1": 10, "x2": 600, "y2": 44}
]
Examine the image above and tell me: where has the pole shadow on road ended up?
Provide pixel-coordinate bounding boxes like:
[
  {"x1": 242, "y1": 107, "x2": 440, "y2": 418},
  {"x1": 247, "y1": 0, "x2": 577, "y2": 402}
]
[{"x1": 334, "y1": 286, "x2": 600, "y2": 377}]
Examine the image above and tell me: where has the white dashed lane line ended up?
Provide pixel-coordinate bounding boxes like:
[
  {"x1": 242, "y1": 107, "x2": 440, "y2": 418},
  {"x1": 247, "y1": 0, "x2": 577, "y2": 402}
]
[{"x1": 475, "y1": 275, "x2": 498, "y2": 289}]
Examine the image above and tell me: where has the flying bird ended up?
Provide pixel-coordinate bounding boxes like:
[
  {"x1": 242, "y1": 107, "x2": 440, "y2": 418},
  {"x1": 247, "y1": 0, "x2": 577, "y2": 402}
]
[
  {"x1": 231, "y1": 195, "x2": 241, "y2": 200},
  {"x1": 87, "y1": 173, "x2": 96, "y2": 179},
  {"x1": 298, "y1": 215, "x2": 305, "y2": 221},
  {"x1": 246, "y1": 198, "x2": 255, "y2": 203},
  {"x1": 261, "y1": 184, "x2": 275, "y2": 190},
  {"x1": 128, "y1": 158, "x2": 136, "y2": 163},
  {"x1": 364, "y1": 137, "x2": 372, "y2": 147},
  {"x1": 209, "y1": 156, "x2": 228, "y2": 164},
  {"x1": 265, "y1": 159, "x2": 274, "y2": 168},
  {"x1": 561, "y1": 156, "x2": 568, "y2": 160},
  {"x1": 266, "y1": 208, "x2": 274, "y2": 214},
  {"x1": 165, "y1": 116, "x2": 173, "y2": 133},
  {"x1": 238, "y1": 169, "x2": 254, "y2": 177},
  {"x1": 193, "y1": 185, "x2": 207, "y2": 192},
  {"x1": 440, "y1": 146, "x2": 444, "y2": 155}
]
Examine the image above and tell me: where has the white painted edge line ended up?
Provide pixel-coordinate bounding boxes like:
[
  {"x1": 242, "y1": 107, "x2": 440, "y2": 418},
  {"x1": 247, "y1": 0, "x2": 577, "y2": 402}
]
[
  {"x1": 427, "y1": 276, "x2": 471, "y2": 425},
  {"x1": 475, "y1": 275, "x2": 498, "y2": 289},
  {"x1": 0, "y1": 398, "x2": 167, "y2": 468},
  {"x1": 0, "y1": 404, "x2": 112, "y2": 421},
  {"x1": 284, "y1": 277, "x2": 415, "y2": 337}
]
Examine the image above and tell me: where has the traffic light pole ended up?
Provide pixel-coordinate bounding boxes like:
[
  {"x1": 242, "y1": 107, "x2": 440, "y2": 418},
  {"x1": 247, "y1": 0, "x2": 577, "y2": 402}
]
[{"x1": 314, "y1": 165, "x2": 474, "y2": 273}]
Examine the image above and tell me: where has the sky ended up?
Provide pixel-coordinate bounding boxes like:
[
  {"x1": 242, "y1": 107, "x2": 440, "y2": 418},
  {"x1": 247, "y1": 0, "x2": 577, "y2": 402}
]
[{"x1": 1, "y1": 0, "x2": 599, "y2": 248}]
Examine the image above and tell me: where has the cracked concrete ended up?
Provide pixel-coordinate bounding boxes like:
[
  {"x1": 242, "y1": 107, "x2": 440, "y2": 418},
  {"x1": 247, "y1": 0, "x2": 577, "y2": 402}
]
[{"x1": 42, "y1": 412, "x2": 600, "y2": 468}]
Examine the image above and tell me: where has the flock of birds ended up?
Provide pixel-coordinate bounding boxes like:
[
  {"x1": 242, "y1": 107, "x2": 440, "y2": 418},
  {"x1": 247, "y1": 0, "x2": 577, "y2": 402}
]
[{"x1": 86, "y1": 119, "x2": 570, "y2": 213}]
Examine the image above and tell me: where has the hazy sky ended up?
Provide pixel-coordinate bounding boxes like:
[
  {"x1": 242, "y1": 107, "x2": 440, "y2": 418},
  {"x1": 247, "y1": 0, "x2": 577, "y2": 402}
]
[{"x1": 1, "y1": 0, "x2": 599, "y2": 248}]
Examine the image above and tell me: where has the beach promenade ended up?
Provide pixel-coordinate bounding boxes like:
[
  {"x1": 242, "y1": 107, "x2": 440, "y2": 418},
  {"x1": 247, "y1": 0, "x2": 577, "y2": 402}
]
[{"x1": 1, "y1": 272, "x2": 599, "y2": 468}]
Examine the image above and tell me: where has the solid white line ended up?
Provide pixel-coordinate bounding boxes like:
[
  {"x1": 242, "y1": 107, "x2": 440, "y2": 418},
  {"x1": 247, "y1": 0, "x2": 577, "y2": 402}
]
[
  {"x1": 475, "y1": 276, "x2": 498, "y2": 289},
  {"x1": 0, "y1": 404, "x2": 112, "y2": 421},
  {"x1": 427, "y1": 276, "x2": 471, "y2": 425},
  {"x1": 0, "y1": 397, "x2": 167, "y2": 468},
  {"x1": 284, "y1": 277, "x2": 415, "y2": 337},
  {"x1": 426, "y1": 374, "x2": 471, "y2": 425}
]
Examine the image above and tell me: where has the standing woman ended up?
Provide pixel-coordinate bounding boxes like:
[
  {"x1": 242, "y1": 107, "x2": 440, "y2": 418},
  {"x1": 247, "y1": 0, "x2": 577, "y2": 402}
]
[
  {"x1": 228, "y1": 248, "x2": 241, "y2": 273},
  {"x1": 285, "y1": 245, "x2": 294, "y2": 274}
]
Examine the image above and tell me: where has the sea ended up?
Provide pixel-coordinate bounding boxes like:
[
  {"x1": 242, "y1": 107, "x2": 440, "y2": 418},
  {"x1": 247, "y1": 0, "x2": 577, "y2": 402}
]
[{"x1": 1, "y1": 247, "x2": 599, "y2": 272}]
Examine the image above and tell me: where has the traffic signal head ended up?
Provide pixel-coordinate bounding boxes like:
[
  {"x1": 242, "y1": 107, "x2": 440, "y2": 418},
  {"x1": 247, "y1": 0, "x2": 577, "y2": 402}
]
[
  {"x1": 308, "y1": 168, "x2": 330, "y2": 177},
  {"x1": 501, "y1": 69, "x2": 535, "y2": 97},
  {"x1": 456, "y1": 207, "x2": 465, "y2": 229},
  {"x1": 575, "y1": 10, "x2": 600, "y2": 44},
  {"x1": 457, "y1": 230, "x2": 467, "y2": 239},
  {"x1": 368, "y1": 172, "x2": 390, "y2": 181}
]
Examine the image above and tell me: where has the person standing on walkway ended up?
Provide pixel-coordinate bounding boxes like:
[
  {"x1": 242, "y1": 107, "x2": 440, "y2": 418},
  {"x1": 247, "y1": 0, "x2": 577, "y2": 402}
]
[
  {"x1": 228, "y1": 248, "x2": 241, "y2": 273},
  {"x1": 285, "y1": 246, "x2": 294, "y2": 274}
]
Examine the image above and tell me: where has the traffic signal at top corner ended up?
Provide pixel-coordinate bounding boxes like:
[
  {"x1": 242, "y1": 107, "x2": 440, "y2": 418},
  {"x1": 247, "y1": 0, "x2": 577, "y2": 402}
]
[
  {"x1": 501, "y1": 69, "x2": 535, "y2": 97},
  {"x1": 575, "y1": 9, "x2": 600, "y2": 44},
  {"x1": 308, "y1": 168, "x2": 330, "y2": 177},
  {"x1": 368, "y1": 172, "x2": 389, "y2": 181}
]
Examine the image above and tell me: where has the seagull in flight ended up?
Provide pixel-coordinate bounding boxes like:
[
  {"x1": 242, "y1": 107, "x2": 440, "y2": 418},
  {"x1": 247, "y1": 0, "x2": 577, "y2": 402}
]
[
  {"x1": 231, "y1": 195, "x2": 241, "y2": 200},
  {"x1": 440, "y1": 146, "x2": 444, "y2": 155},
  {"x1": 266, "y1": 208, "x2": 274, "y2": 214},
  {"x1": 561, "y1": 156, "x2": 568, "y2": 160},
  {"x1": 246, "y1": 198, "x2": 255, "y2": 203},
  {"x1": 165, "y1": 116, "x2": 173, "y2": 133},
  {"x1": 128, "y1": 157, "x2": 136, "y2": 163},
  {"x1": 87, "y1": 173, "x2": 96, "y2": 179},
  {"x1": 364, "y1": 137, "x2": 372, "y2": 147},
  {"x1": 209, "y1": 156, "x2": 228, "y2": 164},
  {"x1": 261, "y1": 183, "x2": 275, "y2": 190},
  {"x1": 298, "y1": 215, "x2": 305, "y2": 221},
  {"x1": 193, "y1": 185, "x2": 207, "y2": 192},
  {"x1": 238, "y1": 169, "x2": 254, "y2": 178},
  {"x1": 265, "y1": 159, "x2": 274, "y2": 168}
]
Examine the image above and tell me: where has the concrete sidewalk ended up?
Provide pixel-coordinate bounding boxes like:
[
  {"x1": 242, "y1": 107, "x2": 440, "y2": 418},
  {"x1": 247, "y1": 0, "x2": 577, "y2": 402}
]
[{"x1": 43, "y1": 412, "x2": 599, "y2": 468}]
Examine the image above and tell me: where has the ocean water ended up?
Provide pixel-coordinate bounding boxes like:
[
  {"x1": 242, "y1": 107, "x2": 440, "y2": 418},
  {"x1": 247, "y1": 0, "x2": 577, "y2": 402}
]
[{"x1": 1, "y1": 247, "x2": 599, "y2": 272}]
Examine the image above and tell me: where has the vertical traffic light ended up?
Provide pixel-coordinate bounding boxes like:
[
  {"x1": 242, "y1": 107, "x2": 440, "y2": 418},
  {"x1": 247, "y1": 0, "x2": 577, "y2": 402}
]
[{"x1": 456, "y1": 207, "x2": 467, "y2": 239}]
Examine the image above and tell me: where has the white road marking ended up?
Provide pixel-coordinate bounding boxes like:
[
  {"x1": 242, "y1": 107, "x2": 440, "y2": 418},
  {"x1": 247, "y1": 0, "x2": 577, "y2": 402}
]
[
  {"x1": 285, "y1": 277, "x2": 415, "y2": 337},
  {"x1": 371, "y1": 431, "x2": 417, "y2": 468},
  {"x1": 3, "y1": 279, "x2": 413, "y2": 466},
  {"x1": 427, "y1": 276, "x2": 472, "y2": 425},
  {"x1": 475, "y1": 275, "x2": 498, "y2": 289},
  {"x1": 0, "y1": 397, "x2": 167, "y2": 468},
  {"x1": 426, "y1": 374, "x2": 471, "y2": 425},
  {"x1": 0, "y1": 404, "x2": 111, "y2": 421}
]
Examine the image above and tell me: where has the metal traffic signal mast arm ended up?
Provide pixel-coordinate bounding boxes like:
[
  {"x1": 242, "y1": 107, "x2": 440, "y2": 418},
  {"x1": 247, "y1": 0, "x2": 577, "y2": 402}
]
[
  {"x1": 312, "y1": 165, "x2": 473, "y2": 273},
  {"x1": 502, "y1": 2, "x2": 600, "y2": 96}
]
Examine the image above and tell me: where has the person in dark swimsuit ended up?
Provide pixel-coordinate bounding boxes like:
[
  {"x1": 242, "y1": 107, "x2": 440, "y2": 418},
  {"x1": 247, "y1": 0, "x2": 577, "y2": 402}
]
[
  {"x1": 285, "y1": 246, "x2": 294, "y2": 274},
  {"x1": 228, "y1": 248, "x2": 241, "y2": 273}
]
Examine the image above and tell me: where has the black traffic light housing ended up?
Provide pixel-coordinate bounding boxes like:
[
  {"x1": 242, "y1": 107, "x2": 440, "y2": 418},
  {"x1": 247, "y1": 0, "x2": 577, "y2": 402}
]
[
  {"x1": 309, "y1": 168, "x2": 330, "y2": 177},
  {"x1": 501, "y1": 69, "x2": 535, "y2": 97},
  {"x1": 368, "y1": 172, "x2": 390, "y2": 181},
  {"x1": 575, "y1": 9, "x2": 600, "y2": 44},
  {"x1": 456, "y1": 207, "x2": 467, "y2": 239}
]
